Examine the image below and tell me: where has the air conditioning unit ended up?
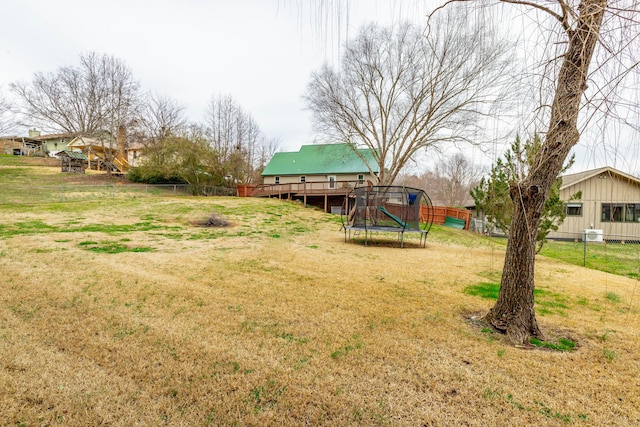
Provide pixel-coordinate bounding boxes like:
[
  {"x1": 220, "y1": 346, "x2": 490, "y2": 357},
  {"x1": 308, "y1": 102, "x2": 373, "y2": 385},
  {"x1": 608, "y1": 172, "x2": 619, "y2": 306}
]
[{"x1": 583, "y1": 229, "x2": 603, "y2": 242}]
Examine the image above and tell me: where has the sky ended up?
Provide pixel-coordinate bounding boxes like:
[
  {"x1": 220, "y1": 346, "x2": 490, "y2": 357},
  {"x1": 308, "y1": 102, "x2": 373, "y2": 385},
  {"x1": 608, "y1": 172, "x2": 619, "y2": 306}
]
[
  {"x1": 0, "y1": 0, "x2": 431, "y2": 151},
  {"x1": 1, "y1": 0, "x2": 638, "y2": 175}
]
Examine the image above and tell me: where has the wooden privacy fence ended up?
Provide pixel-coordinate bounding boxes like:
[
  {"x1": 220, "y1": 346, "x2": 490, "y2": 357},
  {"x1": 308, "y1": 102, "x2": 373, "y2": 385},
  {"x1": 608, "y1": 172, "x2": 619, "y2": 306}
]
[
  {"x1": 421, "y1": 206, "x2": 471, "y2": 230},
  {"x1": 236, "y1": 184, "x2": 256, "y2": 197}
]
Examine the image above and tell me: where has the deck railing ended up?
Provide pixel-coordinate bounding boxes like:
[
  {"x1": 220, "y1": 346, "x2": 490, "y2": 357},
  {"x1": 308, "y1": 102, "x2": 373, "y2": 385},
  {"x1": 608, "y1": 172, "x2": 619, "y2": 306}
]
[{"x1": 250, "y1": 180, "x2": 366, "y2": 197}]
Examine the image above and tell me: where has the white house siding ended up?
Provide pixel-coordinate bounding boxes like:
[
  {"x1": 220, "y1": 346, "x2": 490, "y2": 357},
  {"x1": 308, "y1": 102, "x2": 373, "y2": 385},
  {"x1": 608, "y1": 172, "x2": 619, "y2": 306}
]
[
  {"x1": 263, "y1": 173, "x2": 375, "y2": 186},
  {"x1": 552, "y1": 173, "x2": 640, "y2": 239},
  {"x1": 126, "y1": 149, "x2": 144, "y2": 167}
]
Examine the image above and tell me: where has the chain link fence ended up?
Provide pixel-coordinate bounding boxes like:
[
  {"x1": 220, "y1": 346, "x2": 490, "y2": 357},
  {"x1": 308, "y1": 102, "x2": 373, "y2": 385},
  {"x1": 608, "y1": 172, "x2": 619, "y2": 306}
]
[
  {"x1": 469, "y1": 219, "x2": 640, "y2": 278},
  {"x1": 546, "y1": 231, "x2": 640, "y2": 277},
  {"x1": 469, "y1": 218, "x2": 640, "y2": 278},
  {"x1": 469, "y1": 218, "x2": 507, "y2": 236}
]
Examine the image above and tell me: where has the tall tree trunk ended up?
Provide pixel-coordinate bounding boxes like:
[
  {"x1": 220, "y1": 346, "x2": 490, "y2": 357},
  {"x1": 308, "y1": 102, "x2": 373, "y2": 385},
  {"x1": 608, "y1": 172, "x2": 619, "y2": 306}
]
[
  {"x1": 484, "y1": 0, "x2": 607, "y2": 344},
  {"x1": 485, "y1": 181, "x2": 546, "y2": 343}
]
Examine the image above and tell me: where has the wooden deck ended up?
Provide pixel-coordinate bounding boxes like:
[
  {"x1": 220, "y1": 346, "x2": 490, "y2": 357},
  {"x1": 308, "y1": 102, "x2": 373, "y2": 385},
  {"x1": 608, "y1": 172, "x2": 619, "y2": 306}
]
[
  {"x1": 248, "y1": 182, "x2": 471, "y2": 228},
  {"x1": 249, "y1": 181, "x2": 363, "y2": 213}
]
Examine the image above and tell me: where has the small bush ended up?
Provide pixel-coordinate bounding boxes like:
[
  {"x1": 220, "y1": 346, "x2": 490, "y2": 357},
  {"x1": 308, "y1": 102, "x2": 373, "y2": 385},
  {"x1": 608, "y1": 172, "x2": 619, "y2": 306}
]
[{"x1": 127, "y1": 167, "x2": 185, "y2": 184}]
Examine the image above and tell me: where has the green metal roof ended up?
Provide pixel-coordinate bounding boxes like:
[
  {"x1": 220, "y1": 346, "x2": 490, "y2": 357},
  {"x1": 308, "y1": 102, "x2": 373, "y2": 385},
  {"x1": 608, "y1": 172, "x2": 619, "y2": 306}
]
[
  {"x1": 262, "y1": 143, "x2": 378, "y2": 176},
  {"x1": 59, "y1": 149, "x2": 88, "y2": 160}
]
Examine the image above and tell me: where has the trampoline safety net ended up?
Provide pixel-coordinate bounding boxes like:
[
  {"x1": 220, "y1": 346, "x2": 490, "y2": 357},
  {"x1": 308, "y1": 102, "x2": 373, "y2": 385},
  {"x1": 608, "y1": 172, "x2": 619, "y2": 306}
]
[{"x1": 341, "y1": 185, "x2": 434, "y2": 247}]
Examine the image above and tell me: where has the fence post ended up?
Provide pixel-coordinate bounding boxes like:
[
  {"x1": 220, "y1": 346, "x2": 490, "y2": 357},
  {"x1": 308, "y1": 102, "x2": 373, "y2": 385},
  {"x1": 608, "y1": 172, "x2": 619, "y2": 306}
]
[{"x1": 583, "y1": 232, "x2": 587, "y2": 266}]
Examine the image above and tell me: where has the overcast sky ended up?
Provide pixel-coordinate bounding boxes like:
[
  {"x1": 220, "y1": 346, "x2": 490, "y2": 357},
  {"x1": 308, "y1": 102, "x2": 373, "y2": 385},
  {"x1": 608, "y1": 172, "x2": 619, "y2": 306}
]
[
  {"x1": 1, "y1": 0, "x2": 638, "y2": 174},
  {"x1": 0, "y1": 0, "x2": 432, "y2": 151}
]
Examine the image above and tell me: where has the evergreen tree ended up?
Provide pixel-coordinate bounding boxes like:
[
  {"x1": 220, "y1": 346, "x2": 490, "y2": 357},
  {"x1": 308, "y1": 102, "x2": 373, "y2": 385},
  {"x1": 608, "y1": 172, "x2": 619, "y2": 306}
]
[{"x1": 471, "y1": 135, "x2": 580, "y2": 252}]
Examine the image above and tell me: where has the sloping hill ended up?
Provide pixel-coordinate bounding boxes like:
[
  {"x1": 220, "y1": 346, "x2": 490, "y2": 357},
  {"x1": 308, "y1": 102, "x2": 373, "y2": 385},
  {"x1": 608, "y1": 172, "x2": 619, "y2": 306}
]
[{"x1": 0, "y1": 160, "x2": 638, "y2": 425}]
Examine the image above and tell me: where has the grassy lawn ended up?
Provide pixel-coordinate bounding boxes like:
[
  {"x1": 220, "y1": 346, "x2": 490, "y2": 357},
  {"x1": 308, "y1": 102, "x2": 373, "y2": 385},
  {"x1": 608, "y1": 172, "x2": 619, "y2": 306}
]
[
  {"x1": 541, "y1": 240, "x2": 640, "y2": 279},
  {"x1": 1, "y1": 158, "x2": 639, "y2": 425}
]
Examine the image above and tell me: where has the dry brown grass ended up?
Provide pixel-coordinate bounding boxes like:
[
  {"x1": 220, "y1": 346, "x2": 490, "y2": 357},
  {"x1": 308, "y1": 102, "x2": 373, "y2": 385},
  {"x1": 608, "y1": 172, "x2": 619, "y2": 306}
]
[{"x1": 0, "y1": 181, "x2": 639, "y2": 425}]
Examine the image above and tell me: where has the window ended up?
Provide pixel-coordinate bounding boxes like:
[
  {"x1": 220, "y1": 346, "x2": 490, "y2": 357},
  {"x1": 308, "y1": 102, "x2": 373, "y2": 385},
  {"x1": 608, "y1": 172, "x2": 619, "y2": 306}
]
[
  {"x1": 275, "y1": 176, "x2": 280, "y2": 185},
  {"x1": 626, "y1": 204, "x2": 640, "y2": 222},
  {"x1": 564, "y1": 203, "x2": 582, "y2": 216},
  {"x1": 357, "y1": 174, "x2": 364, "y2": 184},
  {"x1": 328, "y1": 175, "x2": 336, "y2": 189},
  {"x1": 601, "y1": 203, "x2": 640, "y2": 222},
  {"x1": 300, "y1": 176, "x2": 306, "y2": 183},
  {"x1": 602, "y1": 203, "x2": 625, "y2": 222}
]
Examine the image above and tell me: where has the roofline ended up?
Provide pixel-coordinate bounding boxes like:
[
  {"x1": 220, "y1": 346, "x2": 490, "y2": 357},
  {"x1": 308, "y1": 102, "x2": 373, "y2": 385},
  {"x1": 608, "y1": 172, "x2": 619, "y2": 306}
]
[
  {"x1": 0, "y1": 136, "x2": 41, "y2": 142},
  {"x1": 561, "y1": 166, "x2": 640, "y2": 190},
  {"x1": 262, "y1": 171, "x2": 376, "y2": 176},
  {"x1": 35, "y1": 133, "x2": 75, "y2": 140},
  {"x1": 261, "y1": 143, "x2": 380, "y2": 176}
]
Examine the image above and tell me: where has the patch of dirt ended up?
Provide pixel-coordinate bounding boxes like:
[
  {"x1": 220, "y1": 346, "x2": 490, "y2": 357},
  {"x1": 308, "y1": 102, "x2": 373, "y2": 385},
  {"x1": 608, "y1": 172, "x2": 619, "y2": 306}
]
[
  {"x1": 462, "y1": 311, "x2": 489, "y2": 327},
  {"x1": 193, "y1": 213, "x2": 231, "y2": 228}
]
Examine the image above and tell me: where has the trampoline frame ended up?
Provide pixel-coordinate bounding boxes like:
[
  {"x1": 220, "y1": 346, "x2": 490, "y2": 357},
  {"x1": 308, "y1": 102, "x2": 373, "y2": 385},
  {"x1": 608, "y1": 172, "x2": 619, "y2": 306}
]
[{"x1": 341, "y1": 185, "x2": 434, "y2": 248}]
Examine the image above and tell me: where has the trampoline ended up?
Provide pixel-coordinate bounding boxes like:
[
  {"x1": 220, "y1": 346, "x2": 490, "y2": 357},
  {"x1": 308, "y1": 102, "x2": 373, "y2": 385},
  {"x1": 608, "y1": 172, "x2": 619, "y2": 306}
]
[{"x1": 341, "y1": 185, "x2": 434, "y2": 248}]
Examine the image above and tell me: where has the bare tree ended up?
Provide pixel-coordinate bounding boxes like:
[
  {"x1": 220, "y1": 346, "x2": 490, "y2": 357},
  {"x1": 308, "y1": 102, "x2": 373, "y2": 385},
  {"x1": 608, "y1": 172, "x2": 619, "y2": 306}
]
[
  {"x1": 204, "y1": 94, "x2": 278, "y2": 184},
  {"x1": 12, "y1": 52, "x2": 141, "y2": 174},
  {"x1": 301, "y1": 0, "x2": 639, "y2": 345},
  {"x1": 396, "y1": 153, "x2": 481, "y2": 206},
  {"x1": 128, "y1": 92, "x2": 188, "y2": 156},
  {"x1": 252, "y1": 135, "x2": 280, "y2": 183},
  {"x1": 138, "y1": 93, "x2": 187, "y2": 142},
  {"x1": 431, "y1": 153, "x2": 483, "y2": 206},
  {"x1": 304, "y1": 9, "x2": 519, "y2": 185},
  {"x1": 0, "y1": 86, "x2": 16, "y2": 135},
  {"x1": 11, "y1": 52, "x2": 141, "y2": 135},
  {"x1": 456, "y1": 0, "x2": 638, "y2": 345},
  {"x1": 205, "y1": 94, "x2": 244, "y2": 162}
]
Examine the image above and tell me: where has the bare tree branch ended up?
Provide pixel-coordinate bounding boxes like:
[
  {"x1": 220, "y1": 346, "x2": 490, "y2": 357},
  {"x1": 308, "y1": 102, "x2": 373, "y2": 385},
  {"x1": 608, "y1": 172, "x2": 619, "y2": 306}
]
[
  {"x1": 0, "y1": 86, "x2": 17, "y2": 135},
  {"x1": 138, "y1": 93, "x2": 187, "y2": 142},
  {"x1": 298, "y1": 0, "x2": 639, "y2": 348},
  {"x1": 204, "y1": 94, "x2": 278, "y2": 184},
  {"x1": 306, "y1": 6, "x2": 521, "y2": 185},
  {"x1": 11, "y1": 52, "x2": 141, "y2": 136}
]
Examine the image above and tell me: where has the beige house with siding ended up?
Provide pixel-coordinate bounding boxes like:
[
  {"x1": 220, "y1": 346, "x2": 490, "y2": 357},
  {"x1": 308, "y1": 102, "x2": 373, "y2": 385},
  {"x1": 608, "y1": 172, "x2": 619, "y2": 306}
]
[{"x1": 551, "y1": 166, "x2": 640, "y2": 240}]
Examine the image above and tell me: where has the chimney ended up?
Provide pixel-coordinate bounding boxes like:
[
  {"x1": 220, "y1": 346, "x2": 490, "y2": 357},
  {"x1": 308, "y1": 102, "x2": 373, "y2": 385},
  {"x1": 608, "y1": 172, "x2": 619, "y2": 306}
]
[
  {"x1": 28, "y1": 128, "x2": 41, "y2": 138},
  {"x1": 117, "y1": 125, "x2": 126, "y2": 162}
]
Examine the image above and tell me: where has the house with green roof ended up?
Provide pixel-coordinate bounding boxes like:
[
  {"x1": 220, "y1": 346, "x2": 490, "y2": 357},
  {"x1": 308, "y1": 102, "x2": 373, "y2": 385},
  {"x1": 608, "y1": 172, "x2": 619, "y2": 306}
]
[
  {"x1": 261, "y1": 143, "x2": 379, "y2": 187},
  {"x1": 255, "y1": 143, "x2": 379, "y2": 213}
]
